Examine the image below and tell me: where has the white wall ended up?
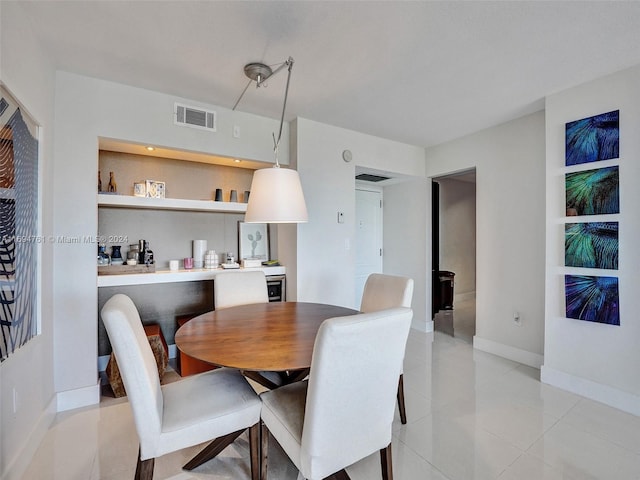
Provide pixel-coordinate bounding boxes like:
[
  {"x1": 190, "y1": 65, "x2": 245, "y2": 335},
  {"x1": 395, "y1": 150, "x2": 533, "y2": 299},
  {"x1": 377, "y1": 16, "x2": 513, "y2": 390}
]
[
  {"x1": 0, "y1": 3, "x2": 57, "y2": 479},
  {"x1": 542, "y1": 65, "x2": 640, "y2": 416},
  {"x1": 438, "y1": 177, "x2": 476, "y2": 297},
  {"x1": 426, "y1": 111, "x2": 546, "y2": 367},
  {"x1": 384, "y1": 179, "x2": 431, "y2": 331},
  {"x1": 289, "y1": 118, "x2": 429, "y2": 325},
  {"x1": 52, "y1": 72, "x2": 289, "y2": 409}
]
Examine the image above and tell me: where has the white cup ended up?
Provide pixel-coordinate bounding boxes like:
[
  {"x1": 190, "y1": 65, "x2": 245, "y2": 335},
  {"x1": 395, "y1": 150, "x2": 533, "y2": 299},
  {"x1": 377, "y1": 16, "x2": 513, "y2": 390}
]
[{"x1": 169, "y1": 260, "x2": 179, "y2": 271}]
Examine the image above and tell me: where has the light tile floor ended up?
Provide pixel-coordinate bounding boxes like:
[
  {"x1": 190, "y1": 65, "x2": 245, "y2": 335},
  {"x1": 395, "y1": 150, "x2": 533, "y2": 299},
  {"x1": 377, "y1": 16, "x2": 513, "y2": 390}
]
[{"x1": 22, "y1": 300, "x2": 640, "y2": 479}]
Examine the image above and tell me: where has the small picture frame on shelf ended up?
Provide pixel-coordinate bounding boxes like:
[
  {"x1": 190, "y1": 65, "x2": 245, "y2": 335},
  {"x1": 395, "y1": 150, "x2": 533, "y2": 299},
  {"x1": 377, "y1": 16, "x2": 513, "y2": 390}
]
[
  {"x1": 238, "y1": 222, "x2": 270, "y2": 261},
  {"x1": 144, "y1": 180, "x2": 165, "y2": 198},
  {"x1": 133, "y1": 182, "x2": 146, "y2": 197}
]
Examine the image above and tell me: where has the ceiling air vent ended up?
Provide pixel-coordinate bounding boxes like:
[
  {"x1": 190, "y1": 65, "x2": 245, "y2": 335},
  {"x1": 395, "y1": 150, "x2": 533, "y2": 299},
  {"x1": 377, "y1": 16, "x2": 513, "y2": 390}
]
[
  {"x1": 174, "y1": 103, "x2": 216, "y2": 131},
  {"x1": 356, "y1": 173, "x2": 390, "y2": 183}
]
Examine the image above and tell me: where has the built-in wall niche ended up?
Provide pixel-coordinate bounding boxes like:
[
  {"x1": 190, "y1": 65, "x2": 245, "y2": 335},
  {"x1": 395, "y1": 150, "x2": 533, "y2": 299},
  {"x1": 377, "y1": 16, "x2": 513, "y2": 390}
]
[
  {"x1": 98, "y1": 150, "x2": 254, "y2": 202},
  {"x1": 98, "y1": 207, "x2": 247, "y2": 268}
]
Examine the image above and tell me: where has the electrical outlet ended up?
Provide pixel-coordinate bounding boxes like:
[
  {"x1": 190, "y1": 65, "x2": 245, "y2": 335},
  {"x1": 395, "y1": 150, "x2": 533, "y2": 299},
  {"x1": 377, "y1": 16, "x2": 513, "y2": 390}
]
[
  {"x1": 337, "y1": 212, "x2": 344, "y2": 223},
  {"x1": 513, "y1": 311, "x2": 522, "y2": 326},
  {"x1": 233, "y1": 125, "x2": 240, "y2": 138}
]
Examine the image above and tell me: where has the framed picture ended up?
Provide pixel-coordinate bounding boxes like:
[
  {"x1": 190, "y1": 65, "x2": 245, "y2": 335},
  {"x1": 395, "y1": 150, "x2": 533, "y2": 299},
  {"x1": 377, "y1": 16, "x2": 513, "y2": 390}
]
[
  {"x1": 1, "y1": 84, "x2": 40, "y2": 360},
  {"x1": 145, "y1": 180, "x2": 165, "y2": 198},
  {"x1": 133, "y1": 182, "x2": 146, "y2": 197},
  {"x1": 565, "y1": 274, "x2": 619, "y2": 326},
  {"x1": 565, "y1": 110, "x2": 619, "y2": 166},
  {"x1": 238, "y1": 222, "x2": 270, "y2": 261},
  {"x1": 565, "y1": 165, "x2": 619, "y2": 216}
]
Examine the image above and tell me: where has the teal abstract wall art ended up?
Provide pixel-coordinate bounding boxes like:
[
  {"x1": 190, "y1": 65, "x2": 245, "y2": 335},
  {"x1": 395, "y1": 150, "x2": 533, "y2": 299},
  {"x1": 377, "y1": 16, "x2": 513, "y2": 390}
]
[
  {"x1": 565, "y1": 166, "x2": 619, "y2": 216},
  {"x1": 565, "y1": 110, "x2": 619, "y2": 166},
  {"x1": 565, "y1": 275, "x2": 619, "y2": 325},
  {"x1": 565, "y1": 222, "x2": 618, "y2": 269}
]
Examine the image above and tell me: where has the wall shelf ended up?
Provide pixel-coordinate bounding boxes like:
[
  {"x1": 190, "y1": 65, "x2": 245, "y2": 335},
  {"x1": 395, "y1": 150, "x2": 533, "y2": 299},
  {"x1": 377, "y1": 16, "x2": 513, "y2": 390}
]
[
  {"x1": 97, "y1": 265, "x2": 286, "y2": 287},
  {"x1": 97, "y1": 193, "x2": 247, "y2": 213}
]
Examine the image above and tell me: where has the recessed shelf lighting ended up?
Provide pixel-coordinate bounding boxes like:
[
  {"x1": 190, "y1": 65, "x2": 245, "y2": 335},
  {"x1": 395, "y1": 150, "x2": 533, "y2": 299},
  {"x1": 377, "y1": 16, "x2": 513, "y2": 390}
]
[
  {"x1": 146, "y1": 146, "x2": 155, "y2": 151},
  {"x1": 234, "y1": 159, "x2": 241, "y2": 163}
]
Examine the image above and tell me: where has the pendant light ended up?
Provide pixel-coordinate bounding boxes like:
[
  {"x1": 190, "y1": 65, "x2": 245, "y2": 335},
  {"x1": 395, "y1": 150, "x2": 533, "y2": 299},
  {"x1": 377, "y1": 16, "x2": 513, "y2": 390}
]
[{"x1": 236, "y1": 57, "x2": 308, "y2": 223}]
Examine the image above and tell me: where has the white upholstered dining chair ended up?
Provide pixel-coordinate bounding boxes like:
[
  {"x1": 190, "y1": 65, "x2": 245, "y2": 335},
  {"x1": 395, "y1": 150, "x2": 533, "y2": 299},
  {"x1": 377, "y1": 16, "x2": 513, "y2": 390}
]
[
  {"x1": 260, "y1": 307, "x2": 413, "y2": 480},
  {"x1": 213, "y1": 270, "x2": 283, "y2": 389},
  {"x1": 214, "y1": 270, "x2": 269, "y2": 309},
  {"x1": 101, "y1": 294, "x2": 262, "y2": 480},
  {"x1": 360, "y1": 273, "x2": 414, "y2": 424}
]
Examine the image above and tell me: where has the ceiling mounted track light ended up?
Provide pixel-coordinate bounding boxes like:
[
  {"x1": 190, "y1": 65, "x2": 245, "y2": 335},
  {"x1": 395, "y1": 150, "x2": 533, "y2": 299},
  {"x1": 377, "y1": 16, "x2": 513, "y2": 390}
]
[
  {"x1": 235, "y1": 56, "x2": 308, "y2": 224},
  {"x1": 243, "y1": 62, "x2": 273, "y2": 85},
  {"x1": 232, "y1": 57, "x2": 293, "y2": 111}
]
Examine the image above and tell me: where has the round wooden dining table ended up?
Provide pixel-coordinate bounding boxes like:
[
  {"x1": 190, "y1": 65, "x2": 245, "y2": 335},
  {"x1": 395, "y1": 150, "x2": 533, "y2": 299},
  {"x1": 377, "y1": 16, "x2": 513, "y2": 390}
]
[{"x1": 175, "y1": 301, "x2": 359, "y2": 387}]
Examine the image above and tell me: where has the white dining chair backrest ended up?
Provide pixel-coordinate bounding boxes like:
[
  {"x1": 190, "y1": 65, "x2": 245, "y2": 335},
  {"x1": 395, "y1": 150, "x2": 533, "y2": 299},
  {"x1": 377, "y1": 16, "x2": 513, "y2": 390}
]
[
  {"x1": 101, "y1": 294, "x2": 164, "y2": 454},
  {"x1": 214, "y1": 270, "x2": 269, "y2": 309},
  {"x1": 360, "y1": 273, "x2": 414, "y2": 313},
  {"x1": 301, "y1": 307, "x2": 413, "y2": 478},
  {"x1": 101, "y1": 294, "x2": 263, "y2": 479},
  {"x1": 359, "y1": 273, "x2": 414, "y2": 425}
]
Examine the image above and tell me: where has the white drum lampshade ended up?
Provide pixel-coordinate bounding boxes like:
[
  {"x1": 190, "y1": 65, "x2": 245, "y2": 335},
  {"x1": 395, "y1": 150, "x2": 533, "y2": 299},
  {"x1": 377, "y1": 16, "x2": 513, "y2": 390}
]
[{"x1": 245, "y1": 167, "x2": 308, "y2": 223}]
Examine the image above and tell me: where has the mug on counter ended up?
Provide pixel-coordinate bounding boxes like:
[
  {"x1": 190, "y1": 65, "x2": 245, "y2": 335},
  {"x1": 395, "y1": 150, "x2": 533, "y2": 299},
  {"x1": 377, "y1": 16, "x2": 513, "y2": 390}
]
[
  {"x1": 169, "y1": 259, "x2": 179, "y2": 271},
  {"x1": 183, "y1": 257, "x2": 194, "y2": 270}
]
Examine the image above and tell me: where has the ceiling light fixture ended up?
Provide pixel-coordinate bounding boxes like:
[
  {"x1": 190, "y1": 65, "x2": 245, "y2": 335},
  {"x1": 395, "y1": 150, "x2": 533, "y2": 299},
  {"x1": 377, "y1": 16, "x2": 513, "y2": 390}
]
[{"x1": 236, "y1": 57, "x2": 308, "y2": 224}]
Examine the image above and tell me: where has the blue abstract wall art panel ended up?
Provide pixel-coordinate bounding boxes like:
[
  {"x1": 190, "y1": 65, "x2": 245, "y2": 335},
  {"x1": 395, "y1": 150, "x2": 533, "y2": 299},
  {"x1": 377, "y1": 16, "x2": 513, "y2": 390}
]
[
  {"x1": 565, "y1": 222, "x2": 618, "y2": 269},
  {"x1": 565, "y1": 110, "x2": 619, "y2": 166},
  {"x1": 565, "y1": 275, "x2": 619, "y2": 326},
  {"x1": 565, "y1": 166, "x2": 619, "y2": 216}
]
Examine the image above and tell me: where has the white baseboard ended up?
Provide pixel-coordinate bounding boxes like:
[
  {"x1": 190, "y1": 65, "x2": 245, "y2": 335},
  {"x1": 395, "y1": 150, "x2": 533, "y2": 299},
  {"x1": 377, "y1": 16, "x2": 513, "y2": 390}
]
[
  {"x1": 56, "y1": 380, "x2": 100, "y2": 412},
  {"x1": 2, "y1": 396, "x2": 56, "y2": 480},
  {"x1": 541, "y1": 366, "x2": 640, "y2": 417},
  {"x1": 473, "y1": 336, "x2": 544, "y2": 368}
]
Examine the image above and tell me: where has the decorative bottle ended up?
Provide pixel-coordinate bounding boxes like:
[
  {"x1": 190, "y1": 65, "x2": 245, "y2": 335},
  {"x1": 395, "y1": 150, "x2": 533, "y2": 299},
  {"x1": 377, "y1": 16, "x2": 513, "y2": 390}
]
[{"x1": 110, "y1": 245, "x2": 123, "y2": 265}]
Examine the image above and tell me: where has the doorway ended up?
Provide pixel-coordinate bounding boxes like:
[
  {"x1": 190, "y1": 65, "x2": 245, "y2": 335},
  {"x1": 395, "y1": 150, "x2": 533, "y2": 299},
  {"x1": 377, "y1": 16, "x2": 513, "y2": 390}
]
[
  {"x1": 355, "y1": 188, "x2": 383, "y2": 307},
  {"x1": 432, "y1": 169, "x2": 476, "y2": 343}
]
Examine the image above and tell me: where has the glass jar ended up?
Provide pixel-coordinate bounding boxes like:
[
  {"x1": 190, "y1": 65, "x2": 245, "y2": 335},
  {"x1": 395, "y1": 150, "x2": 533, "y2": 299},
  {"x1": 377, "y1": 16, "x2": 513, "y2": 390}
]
[{"x1": 97, "y1": 244, "x2": 110, "y2": 266}]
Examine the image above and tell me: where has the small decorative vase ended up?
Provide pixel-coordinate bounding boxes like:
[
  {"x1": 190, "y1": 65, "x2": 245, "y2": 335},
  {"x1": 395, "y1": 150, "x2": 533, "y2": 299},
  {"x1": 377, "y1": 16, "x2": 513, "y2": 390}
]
[{"x1": 111, "y1": 245, "x2": 123, "y2": 265}]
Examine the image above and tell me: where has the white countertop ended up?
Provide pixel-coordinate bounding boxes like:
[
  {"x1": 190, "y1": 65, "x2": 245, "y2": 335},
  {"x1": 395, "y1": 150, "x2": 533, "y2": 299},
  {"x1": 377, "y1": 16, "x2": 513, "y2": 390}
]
[{"x1": 97, "y1": 265, "x2": 286, "y2": 287}]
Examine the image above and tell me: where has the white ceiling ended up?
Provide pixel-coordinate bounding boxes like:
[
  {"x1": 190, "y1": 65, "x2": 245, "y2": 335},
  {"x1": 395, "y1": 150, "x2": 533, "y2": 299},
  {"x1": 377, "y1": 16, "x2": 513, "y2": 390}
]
[{"x1": 14, "y1": 1, "x2": 640, "y2": 148}]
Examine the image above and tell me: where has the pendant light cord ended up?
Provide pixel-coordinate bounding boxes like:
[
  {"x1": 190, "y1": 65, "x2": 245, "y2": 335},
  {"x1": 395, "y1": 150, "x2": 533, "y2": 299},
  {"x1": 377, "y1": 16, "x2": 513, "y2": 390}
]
[{"x1": 273, "y1": 57, "x2": 294, "y2": 168}]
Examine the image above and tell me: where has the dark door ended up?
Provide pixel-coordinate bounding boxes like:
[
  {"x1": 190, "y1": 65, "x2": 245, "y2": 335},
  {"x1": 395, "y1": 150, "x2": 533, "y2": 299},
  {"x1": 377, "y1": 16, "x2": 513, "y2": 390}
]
[{"x1": 432, "y1": 181, "x2": 440, "y2": 317}]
